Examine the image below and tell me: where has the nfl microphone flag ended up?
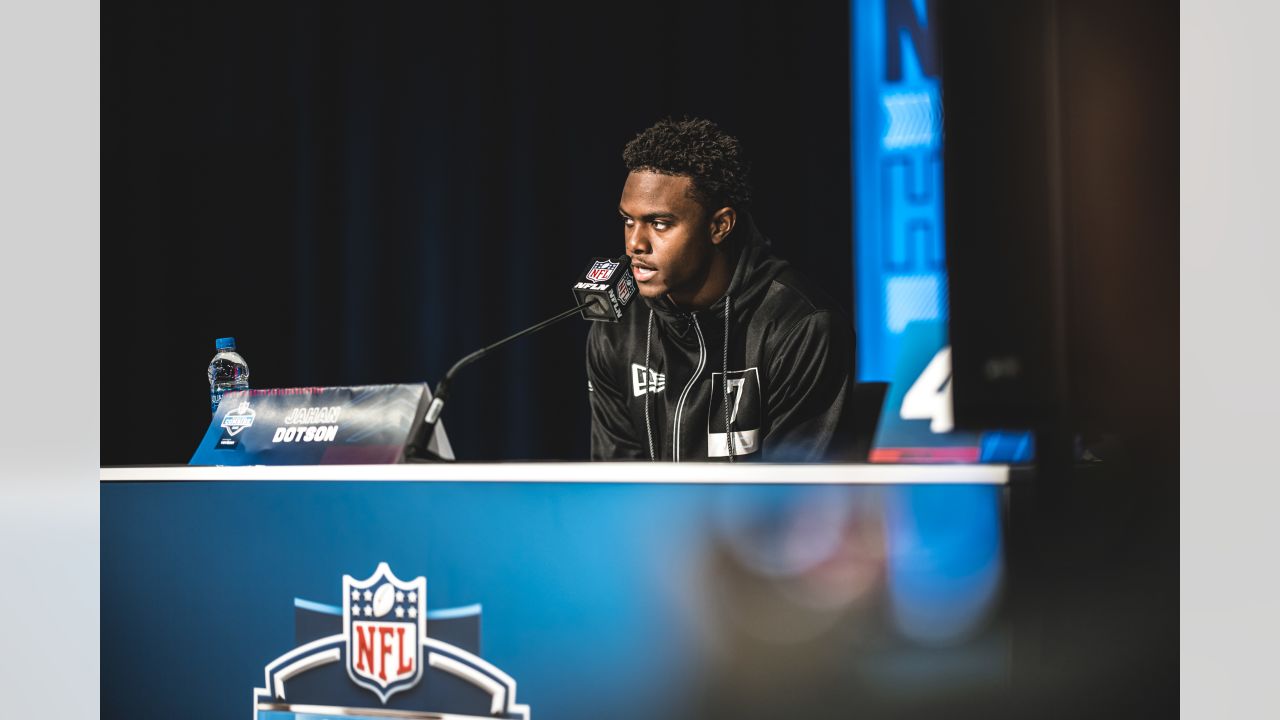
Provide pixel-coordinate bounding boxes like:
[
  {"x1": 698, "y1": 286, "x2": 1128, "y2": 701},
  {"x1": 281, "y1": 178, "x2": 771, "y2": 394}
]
[{"x1": 573, "y1": 255, "x2": 636, "y2": 322}]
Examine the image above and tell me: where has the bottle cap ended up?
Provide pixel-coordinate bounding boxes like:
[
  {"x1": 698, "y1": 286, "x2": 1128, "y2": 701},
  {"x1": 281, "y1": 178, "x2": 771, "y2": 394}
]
[{"x1": 215, "y1": 337, "x2": 236, "y2": 351}]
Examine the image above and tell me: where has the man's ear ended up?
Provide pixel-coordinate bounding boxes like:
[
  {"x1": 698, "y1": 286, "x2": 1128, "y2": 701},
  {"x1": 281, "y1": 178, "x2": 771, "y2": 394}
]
[{"x1": 709, "y1": 207, "x2": 737, "y2": 246}]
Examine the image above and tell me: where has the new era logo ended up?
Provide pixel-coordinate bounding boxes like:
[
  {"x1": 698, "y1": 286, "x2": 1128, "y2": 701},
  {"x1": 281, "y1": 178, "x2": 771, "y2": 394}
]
[{"x1": 631, "y1": 363, "x2": 666, "y2": 397}]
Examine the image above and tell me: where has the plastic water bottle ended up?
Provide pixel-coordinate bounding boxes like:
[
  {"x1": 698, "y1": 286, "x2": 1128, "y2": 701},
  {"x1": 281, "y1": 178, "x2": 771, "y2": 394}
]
[{"x1": 208, "y1": 337, "x2": 250, "y2": 413}]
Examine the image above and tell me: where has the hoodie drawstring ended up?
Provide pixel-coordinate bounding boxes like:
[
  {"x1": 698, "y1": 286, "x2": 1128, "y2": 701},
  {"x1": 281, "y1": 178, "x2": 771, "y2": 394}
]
[
  {"x1": 644, "y1": 309, "x2": 656, "y2": 462},
  {"x1": 723, "y1": 294, "x2": 735, "y2": 462}
]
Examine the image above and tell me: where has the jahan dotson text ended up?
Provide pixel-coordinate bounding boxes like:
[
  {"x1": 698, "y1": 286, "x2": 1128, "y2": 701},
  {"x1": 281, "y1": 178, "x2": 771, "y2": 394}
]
[{"x1": 272, "y1": 405, "x2": 342, "y2": 443}]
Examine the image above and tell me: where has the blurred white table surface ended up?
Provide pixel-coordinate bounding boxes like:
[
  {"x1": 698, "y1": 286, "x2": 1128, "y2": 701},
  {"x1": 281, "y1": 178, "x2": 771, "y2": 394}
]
[{"x1": 101, "y1": 462, "x2": 1010, "y2": 485}]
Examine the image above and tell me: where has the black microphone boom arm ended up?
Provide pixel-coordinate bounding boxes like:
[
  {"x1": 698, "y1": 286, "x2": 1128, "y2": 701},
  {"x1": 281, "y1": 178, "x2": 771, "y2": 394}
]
[{"x1": 405, "y1": 300, "x2": 593, "y2": 461}]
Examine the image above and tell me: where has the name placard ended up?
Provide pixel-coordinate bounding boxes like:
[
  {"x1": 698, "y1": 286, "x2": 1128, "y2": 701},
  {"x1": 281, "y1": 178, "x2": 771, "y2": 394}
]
[{"x1": 189, "y1": 384, "x2": 453, "y2": 466}]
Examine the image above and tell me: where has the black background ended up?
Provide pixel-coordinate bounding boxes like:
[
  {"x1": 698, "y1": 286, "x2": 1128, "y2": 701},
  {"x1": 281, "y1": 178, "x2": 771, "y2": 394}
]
[{"x1": 102, "y1": 1, "x2": 854, "y2": 465}]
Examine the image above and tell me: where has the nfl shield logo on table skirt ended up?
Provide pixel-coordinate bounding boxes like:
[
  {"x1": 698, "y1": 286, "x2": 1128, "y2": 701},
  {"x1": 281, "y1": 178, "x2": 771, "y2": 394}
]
[{"x1": 343, "y1": 562, "x2": 427, "y2": 702}]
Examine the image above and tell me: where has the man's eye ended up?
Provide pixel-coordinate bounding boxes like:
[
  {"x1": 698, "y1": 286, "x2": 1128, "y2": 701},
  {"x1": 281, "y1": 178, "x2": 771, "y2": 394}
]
[
  {"x1": 653, "y1": 221, "x2": 669, "y2": 231},
  {"x1": 622, "y1": 217, "x2": 635, "y2": 227}
]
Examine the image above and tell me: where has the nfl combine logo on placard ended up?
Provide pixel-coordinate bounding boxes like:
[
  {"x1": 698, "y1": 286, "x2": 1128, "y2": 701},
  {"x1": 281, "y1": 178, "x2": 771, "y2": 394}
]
[
  {"x1": 586, "y1": 260, "x2": 618, "y2": 282},
  {"x1": 220, "y1": 401, "x2": 256, "y2": 436},
  {"x1": 344, "y1": 563, "x2": 426, "y2": 702}
]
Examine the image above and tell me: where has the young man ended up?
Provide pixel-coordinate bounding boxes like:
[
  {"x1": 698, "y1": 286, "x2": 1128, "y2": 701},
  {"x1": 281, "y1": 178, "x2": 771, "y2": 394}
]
[{"x1": 587, "y1": 117, "x2": 859, "y2": 462}]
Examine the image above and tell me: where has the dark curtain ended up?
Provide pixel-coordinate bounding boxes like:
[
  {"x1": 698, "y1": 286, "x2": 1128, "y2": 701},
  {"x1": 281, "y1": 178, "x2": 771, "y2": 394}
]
[{"x1": 102, "y1": 1, "x2": 852, "y2": 464}]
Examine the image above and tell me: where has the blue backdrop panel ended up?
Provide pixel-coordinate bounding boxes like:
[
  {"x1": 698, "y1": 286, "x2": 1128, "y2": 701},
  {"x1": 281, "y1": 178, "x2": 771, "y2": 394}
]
[
  {"x1": 852, "y1": 0, "x2": 1032, "y2": 461},
  {"x1": 852, "y1": 0, "x2": 945, "y2": 384}
]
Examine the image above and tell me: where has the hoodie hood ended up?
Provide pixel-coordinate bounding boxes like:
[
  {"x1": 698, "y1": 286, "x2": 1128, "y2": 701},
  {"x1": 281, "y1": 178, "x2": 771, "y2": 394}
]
[{"x1": 642, "y1": 213, "x2": 787, "y2": 334}]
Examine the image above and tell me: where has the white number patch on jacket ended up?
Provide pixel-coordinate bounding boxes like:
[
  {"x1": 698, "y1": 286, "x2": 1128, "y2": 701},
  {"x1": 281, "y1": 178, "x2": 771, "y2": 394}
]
[{"x1": 707, "y1": 368, "x2": 761, "y2": 457}]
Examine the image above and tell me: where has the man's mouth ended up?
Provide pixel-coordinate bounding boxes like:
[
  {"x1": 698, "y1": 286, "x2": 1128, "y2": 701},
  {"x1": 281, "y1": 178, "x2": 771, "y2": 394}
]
[{"x1": 631, "y1": 262, "x2": 658, "y2": 282}]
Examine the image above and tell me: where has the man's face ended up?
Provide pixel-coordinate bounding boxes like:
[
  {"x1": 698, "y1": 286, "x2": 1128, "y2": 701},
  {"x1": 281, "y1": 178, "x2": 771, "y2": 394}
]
[{"x1": 618, "y1": 171, "x2": 716, "y2": 305}]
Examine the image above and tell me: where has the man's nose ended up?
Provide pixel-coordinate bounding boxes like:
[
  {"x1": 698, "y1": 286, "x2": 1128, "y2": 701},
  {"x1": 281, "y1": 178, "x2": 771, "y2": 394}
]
[{"x1": 626, "y1": 225, "x2": 651, "y2": 255}]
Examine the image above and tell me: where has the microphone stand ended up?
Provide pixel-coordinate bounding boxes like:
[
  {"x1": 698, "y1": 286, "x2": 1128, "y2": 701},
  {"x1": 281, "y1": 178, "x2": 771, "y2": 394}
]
[{"x1": 405, "y1": 300, "x2": 594, "y2": 461}]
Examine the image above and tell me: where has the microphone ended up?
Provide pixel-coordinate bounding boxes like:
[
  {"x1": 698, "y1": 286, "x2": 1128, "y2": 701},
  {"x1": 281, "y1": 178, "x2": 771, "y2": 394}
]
[
  {"x1": 405, "y1": 255, "x2": 635, "y2": 461},
  {"x1": 573, "y1": 255, "x2": 638, "y2": 322}
]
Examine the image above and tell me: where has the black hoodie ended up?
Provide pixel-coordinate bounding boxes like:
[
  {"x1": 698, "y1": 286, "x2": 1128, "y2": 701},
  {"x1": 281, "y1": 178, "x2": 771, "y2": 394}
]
[{"x1": 586, "y1": 217, "x2": 858, "y2": 462}]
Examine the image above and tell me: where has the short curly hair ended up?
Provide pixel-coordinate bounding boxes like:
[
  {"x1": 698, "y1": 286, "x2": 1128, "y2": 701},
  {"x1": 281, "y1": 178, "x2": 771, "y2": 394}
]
[{"x1": 622, "y1": 117, "x2": 752, "y2": 213}]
